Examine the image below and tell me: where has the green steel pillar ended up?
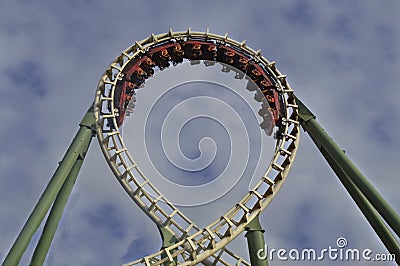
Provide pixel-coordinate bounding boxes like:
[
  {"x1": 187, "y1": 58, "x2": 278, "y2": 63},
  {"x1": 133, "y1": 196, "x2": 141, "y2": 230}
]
[
  {"x1": 30, "y1": 157, "x2": 85, "y2": 266},
  {"x1": 322, "y1": 147, "x2": 400, "y2": 263},
  {"x1": 158, "y1": 226, "x2": 177, "y2": 266},
  {"x1": 245, "y1": 215, "x2": 268, "y2": 266},
  {"x1": 295, "y1": 96, "x2": 400, "y2": 259},
  {"x1": 2, "y1": 105, "x2": 95, "y2": 266}
]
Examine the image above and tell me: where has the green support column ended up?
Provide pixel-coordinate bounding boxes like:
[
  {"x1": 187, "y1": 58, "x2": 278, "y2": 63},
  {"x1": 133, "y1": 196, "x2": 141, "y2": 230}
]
[
  {"x1": 158, "y1": 226, "x2": 177, "y2": 266},
  {"x1": 30, "y1": 157, "x2": 85, "y2": 266},
  {"x1": 245, "y1": 215, "x2": 268, "y2": 266},
  {"x1": 322, "y1": 148, "x2": 400, "y2": 263},
  {"x1": 295, "y1": 96, "x2": 400, "y2": 258},
  {"x1": 2, "y1": 105, "x2": 95, "y2": 266}
]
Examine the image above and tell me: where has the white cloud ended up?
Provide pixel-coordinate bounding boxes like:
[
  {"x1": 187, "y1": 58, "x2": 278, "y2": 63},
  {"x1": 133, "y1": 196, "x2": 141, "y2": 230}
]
[{"x1": 0, "y1": 0, "x2": 398, "y2": 265}]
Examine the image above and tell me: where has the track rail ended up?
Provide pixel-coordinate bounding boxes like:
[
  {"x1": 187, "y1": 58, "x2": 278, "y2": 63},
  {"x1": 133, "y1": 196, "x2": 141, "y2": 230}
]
[{"x1": 94, "y1": 28, "x2": 300, "y2": 265}]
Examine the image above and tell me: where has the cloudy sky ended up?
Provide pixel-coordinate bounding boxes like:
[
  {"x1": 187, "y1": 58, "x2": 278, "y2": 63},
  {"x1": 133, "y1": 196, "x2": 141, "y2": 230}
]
[{"x1": 1, "y1": 1, "x2": 399, "y2": 265}]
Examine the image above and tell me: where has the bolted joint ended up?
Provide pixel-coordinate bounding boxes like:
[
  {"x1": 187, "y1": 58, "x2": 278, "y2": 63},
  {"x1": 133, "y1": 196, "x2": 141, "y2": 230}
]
[
  {"x1": 245, "y1": 215, "x2": 265, "y2": 235},
  {"x1": 79, "y1": 104, "x2": 97, "y2": 132}
]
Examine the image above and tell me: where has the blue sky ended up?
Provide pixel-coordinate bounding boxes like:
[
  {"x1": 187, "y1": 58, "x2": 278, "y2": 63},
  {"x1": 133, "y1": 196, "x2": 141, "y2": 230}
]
[{"x1": 0, "y1": 1, "x2": 399, "y2": 265}]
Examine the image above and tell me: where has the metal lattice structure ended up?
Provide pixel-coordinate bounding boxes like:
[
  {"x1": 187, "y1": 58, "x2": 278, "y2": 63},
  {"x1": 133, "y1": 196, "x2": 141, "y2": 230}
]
[
  {"x1": 94, "y1": 29, "x2": 300, "y2": 265},
  {"x1": 3, "y1": 28, "x2": 399, "y2": 266}
]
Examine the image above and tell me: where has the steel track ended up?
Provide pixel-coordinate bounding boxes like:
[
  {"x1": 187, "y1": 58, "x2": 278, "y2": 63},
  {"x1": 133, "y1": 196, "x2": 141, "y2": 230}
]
[{"x1": 94, "y1": 28, "x2": 300, "y2": 265}]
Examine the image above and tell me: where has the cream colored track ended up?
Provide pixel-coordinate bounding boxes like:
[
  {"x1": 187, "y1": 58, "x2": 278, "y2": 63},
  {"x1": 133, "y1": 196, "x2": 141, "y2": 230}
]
[{"x1": 94, "y1": 28, "x2": 300, "y2": 266}]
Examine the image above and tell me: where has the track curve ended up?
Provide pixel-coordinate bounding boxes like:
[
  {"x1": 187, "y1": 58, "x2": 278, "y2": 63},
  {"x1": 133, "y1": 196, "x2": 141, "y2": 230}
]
[{"x1": 94, "y1": 28, "x2": 300, "y2": 265}]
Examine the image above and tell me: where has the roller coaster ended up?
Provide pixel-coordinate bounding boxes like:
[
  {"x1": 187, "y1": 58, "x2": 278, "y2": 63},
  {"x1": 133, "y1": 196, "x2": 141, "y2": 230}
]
[{"x1": 2, "y1": 29, "x2": 399, "y2": 266}]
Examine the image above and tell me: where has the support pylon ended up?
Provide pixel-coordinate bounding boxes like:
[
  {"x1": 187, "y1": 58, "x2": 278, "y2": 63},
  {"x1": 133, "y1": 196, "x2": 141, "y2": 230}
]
[
  {"x1": 2, "y1": 105, "x2": 96, "y2": 266},
  {"x1": 245, "y1": 215, "x2": 268, "y2": 266},
  {"x1": 296, "y1": 96, "x2": 400, "y2": 263}
]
